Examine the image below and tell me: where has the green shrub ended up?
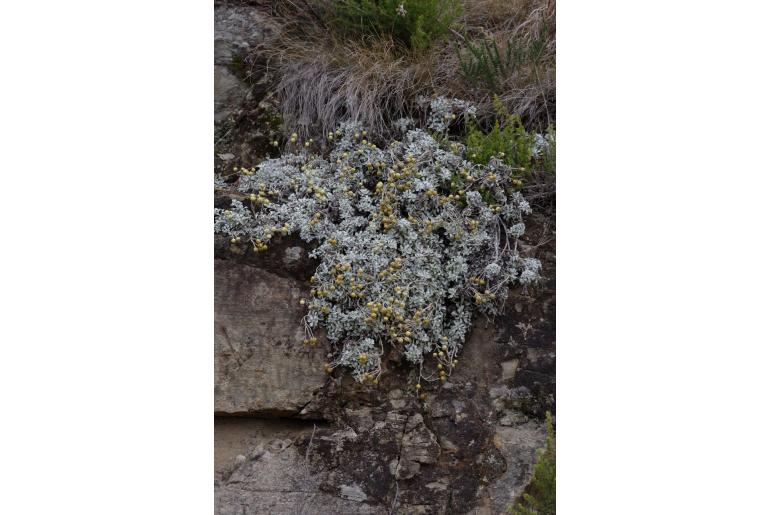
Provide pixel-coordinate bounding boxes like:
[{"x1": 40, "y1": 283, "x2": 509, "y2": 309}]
[
  {"x1": 455, "y1": 26, "x2": 552, "y2": 93},
  {"x1": 465, "y1": 99, "x2": 534, "y2": 170},
  {"x1": 327, "y1": 0, "x2": 462, "y2": 52},
  {"x1": 464, "y1": 98, "x2": 555, "y2": 173},
  {"x1": 509, "y1": 411, "x2": 556, "y2": 515},
  {"x1": 455, "y1": 37, "x2": 517, "y2": 93}
]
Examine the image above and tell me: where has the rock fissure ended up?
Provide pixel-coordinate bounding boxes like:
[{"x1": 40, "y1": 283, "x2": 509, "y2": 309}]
[{"x1": 385, "y1": 411, "x2": 410, "y2": 513}]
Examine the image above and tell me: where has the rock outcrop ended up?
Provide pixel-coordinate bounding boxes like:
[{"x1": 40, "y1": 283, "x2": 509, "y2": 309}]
[
  {"x1": 215, "y1": 2, "x2": 281, "y2": 171},
  {"x1": 216, "y1": 436, "x2": 386, "y2": 515},
  {"x1": 215, "y1": 259, "x2": 327, "y2": 416},
  {"x1": 214, "y1": 4, "x2": 270, "y2": 123},
  {"x1": 213, "y1": 2, "x2": 556, "y2": 512}
]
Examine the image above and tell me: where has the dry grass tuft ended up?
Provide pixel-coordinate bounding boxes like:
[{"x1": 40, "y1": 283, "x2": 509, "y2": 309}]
[
  {"x1": 252, "y1": 0, "x2": 555, "y2": 137},
  {"x1": 263, "y1": 36, "x2": 439, "y2": 139}
]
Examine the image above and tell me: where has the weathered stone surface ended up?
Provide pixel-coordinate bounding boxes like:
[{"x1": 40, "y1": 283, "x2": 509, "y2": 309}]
[
  {"x1": 214, "y1": 66, "x2": 250, "y2": 124},
  {"x1": 392, "y1": 413, "x2": 440, "y2": 480},
  {"x1": 213, "y1": 224, "x2": 318, "y2": 281},
  {"x1": 215, "y1": 4, "x2": 269, "y2": 62},
  {"x1": 214, "y1": 2, "x2": 281, "y2": 171},
  {"x1": 216, "y1": 437, "x2": 387, "y2": 515},
  {"x1": 215, "y1": 417, "x2": 322, "y2": 479},
  {"x1": 215, "y1": 259, "x2": 327, "y2": 415},
  {"x1": 214, "y1": 4, "x2": 271, "y2": 123},
  {"x1": 484, "y1": 421, "x2": 548, "y2": 514}
]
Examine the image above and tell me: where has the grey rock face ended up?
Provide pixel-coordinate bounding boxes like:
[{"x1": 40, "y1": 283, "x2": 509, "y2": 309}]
[
  {"x1": 214, "y1": 3, "x2": 282, "y2": 171},
  {"x1": 484, "y1": 421, "x2": 549, "y2": 514},
  {"x1": 216, "y1": 438, "x2": 386, "y2": 515},
  {"x1": 215, "y1": 417, "x2": 320, "y2": 479},
  {"x1": 392, "y1": 414, "x2": 440, "y2": 480},
  {"x1": 214, "y1": 259, "x2": 327, "y2": 415},
  {"x1": 214, "y1": 5, "x2": 271, "y2": 123},
  {"x1": 214, "y1": 66, "x2": 250, "y2": 124}
]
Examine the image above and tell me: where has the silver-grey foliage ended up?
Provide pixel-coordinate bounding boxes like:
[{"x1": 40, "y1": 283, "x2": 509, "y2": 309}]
[{"x1": 214, "y1": 99, "x2": 539, "y2": 385}]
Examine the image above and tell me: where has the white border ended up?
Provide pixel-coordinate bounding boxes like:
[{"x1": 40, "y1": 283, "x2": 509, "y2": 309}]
[
  {"x1": 1, "y1": 1, "x2": 770, "y2": 513},
  {"x1": 1, "y1": 1, "x2": 213, "y2": 514}
]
